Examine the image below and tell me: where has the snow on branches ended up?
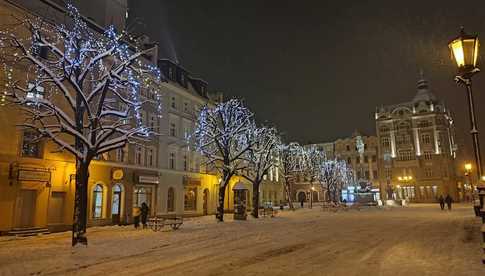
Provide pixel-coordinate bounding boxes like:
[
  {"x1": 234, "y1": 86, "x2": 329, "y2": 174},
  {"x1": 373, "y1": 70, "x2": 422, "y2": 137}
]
[
  {"x1": 0, "y1": 4, "x2": 161, "y2": 162},
  {"x1": 320, "y1": 159, "x2": 354, "y2": 203},
  {"x1": 277, "y1": 142, "x2": 306, "y2": 209},
  {"x1": 242, "y1": 126, "x2": 280, "y2": 217},
  {"x1": 0, "y1": 4, "x2": 162, "y2": 245},
  {"x1": 194, "y1": 98, "x2": 255, "y2": 221}
]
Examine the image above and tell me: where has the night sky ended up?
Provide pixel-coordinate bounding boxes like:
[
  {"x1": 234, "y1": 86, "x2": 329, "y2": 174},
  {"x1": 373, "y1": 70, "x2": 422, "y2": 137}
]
[{"x1": 128, "y1": 0, "x2": 485, "y2": 162}]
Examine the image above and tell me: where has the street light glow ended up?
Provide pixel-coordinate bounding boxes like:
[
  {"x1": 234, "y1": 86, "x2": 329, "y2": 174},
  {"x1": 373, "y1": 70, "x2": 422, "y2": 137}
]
[{"x1": 449, "y1": 27, "x2": 480, "y2": 70}]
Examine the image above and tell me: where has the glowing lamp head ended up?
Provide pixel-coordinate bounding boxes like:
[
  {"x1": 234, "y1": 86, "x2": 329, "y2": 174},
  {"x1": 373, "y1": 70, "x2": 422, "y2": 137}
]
[
  {"x1": 449, "y1": 27, "x2": 479, "y2": 72},
  {"x1": 398, "y1": 176, "x2": 403, "y2": 181},
  {"x1": 409, "y1": 176, "x2": 413, "y2": 180},
  {"x1": 465, "y1": 163, "x2": 472, "y2": 171},
  {"x1": 482, "y1": 176, "x2": 485, "y2": 181}
]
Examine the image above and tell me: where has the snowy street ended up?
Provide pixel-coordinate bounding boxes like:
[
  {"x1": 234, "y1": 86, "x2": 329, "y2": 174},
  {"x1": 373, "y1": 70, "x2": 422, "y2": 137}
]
[{"x1": 0, "y1": 204, "x2": 484, "y2": 276}]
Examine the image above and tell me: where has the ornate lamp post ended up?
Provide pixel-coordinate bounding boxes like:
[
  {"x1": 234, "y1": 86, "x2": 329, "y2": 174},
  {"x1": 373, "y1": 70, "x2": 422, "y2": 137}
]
[{"x1": 448, "y1": 28, "x2": 483, "y2": 192}]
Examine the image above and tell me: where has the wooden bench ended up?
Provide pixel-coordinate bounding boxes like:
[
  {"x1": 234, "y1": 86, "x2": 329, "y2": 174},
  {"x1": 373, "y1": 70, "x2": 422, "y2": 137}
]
[
  {"x1": 148, "y1": 215, "x2": 183, "y2": 232},
  {"x1": 259, "y1": 207, "x2": 278, "y2": 217}
]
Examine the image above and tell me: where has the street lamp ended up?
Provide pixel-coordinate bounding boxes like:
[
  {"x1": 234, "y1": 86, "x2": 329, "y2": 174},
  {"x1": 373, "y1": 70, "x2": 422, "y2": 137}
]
[{"x1": 449, "y1": 28, "x2": 483, "y2": 189}]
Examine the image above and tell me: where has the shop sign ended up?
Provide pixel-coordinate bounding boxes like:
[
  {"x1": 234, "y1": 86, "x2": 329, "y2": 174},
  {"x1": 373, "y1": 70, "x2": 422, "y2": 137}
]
[
  {"x1": 112, "y1": 169, "x2": 124, "y2": 180},
  {"x1": 18, "y1": 169, "x2": 51, "y2": 183},
  {"x1": 183, "y1": 176, "x2": 201, "y2": 186},
  {"x1": 138, "y1": 175, "x2": 159, "y2": 184}
]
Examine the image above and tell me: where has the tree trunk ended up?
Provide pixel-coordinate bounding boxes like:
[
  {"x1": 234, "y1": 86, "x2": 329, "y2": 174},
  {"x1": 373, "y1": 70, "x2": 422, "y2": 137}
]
[
  {"x1": 72, "y1": 160, "x2": 89, "y2": 246},
  {"x1": 284, "y1": 178, "x2": 294, "y2": 210},
  {"x1": 216, "y1": 183, "x2": 226, "y2": 222},
  {"x1": 251, "y1": 181, "x2": 260, "y2": 218}
]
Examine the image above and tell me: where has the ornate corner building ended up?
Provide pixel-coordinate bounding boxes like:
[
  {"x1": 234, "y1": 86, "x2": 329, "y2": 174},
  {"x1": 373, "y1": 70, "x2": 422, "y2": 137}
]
[{"x1": 375, "y1": 74, "x2": 458, "y2": 202}]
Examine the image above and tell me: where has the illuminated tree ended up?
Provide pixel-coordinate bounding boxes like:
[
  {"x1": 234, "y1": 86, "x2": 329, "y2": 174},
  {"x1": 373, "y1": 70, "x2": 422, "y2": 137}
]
[
  {"x1": 277, "y1": 142, "x2": 305, "y2": 210},
  {"x1": 241, "y1": 126, "x2": 279, "y2": 218},
  {"x1": 0, "y1": 5, "x2": 161, "y2": 245},
  {"x1": 320, "y1": 159, "x2": 354, "y2": 203},
  {"x1": 195, "y1": 99, "x2": 254, "y2": 222}
]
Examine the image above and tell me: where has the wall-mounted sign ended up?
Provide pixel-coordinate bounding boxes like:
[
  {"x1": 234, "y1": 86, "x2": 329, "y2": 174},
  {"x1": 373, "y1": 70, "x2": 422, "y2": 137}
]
[
  {"x1": 183, "y1": 176, "x2": 201, "y2": 186},
  {"x1": 112, "y1": 169, "x2": 124, "y2": 180},
  {"x1": 18, "y1": 169, "x2": 51, "y2": 183},
  {"x1": 138, "y1": 175, "x2": 159, "y2": 184}
]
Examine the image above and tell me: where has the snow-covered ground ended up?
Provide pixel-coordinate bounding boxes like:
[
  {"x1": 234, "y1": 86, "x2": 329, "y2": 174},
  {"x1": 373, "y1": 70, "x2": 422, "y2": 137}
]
[{"x1": 0, "y1": 204, "x2": 484, "y2": 276}]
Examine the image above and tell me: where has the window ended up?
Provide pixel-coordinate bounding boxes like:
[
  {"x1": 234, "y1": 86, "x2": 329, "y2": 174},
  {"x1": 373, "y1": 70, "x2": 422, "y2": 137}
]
[
  {"x1": 149, "y1": 114, "x2": 158, "y2": 132},
  {"x1": 421, "y1": 134, "x2": 431, "y2": 144},
  {"x1": 167, "y1": 187, "x2": 175, "y2": 212},
  {"x1": 111, "y1": 184, "x2": 122, "y2": 216},
  {"x1": 183, "y1": 102, "x2": 189, "y2": 113},
  {"x1": 183, "y1": 154, "x2": 188, "y2": 171},
  {"x1": 135, "y1": 146, "x2": 144, "y2": 165},
  {"x1": 373, "y1": 170, "x2": 378, "y2": 179},
  {"x1": 21, "y1": 130, "x2": 41, "y2": 158},
  {"x1": 398, "y1": 150, "x2": 413, "y2": 161},
  {"x1": 356, "y1": 156, "x2": 360, "y2": 163},
  {"x1": 346, "y1": 145, "x2": 350, "y2": 151},
  {"x1": 133, "y1": 186, "x2": 152, "y2": 208},
  {"x1": 26, "y1": 83, "x2": 44, "y2": 102},
  {"x1": 381, "y1": 137, "x2": 390, "y2": 147},
  {"x1": 168, "y1": 67, "x2": 174, "y2": 80},
  {"x1": 169, "y1": 152, "x2": 176, "y2": 169},
  {"x1": 424, "y1": 167, "x2": 433, "y2": 177},
  {"x1": 184, "y1": 187, "x2": 197, "y2": 211},
  {"x1": 364, "y1": 170, "x2": 370, "y2": 179},
  {"x1": 364, "y1": 156, "x2": 368, "y2": 163},
  {"x1": 170, "y1": 122, "x2": 176, "y2": 137},
  {"x1": 116, "y1": 146, "x2": 126, "y2": 163},
  {"x1": 424, "y1": 151, "x2": 432, "y2": 160},
  {"x1": 146, "y1": 147, "x2": 155, "y2": 167},
  {"x1": 385, "y1": 168, "x2": 392, "y2": 179},
  {"x1": 347, "y1": 157, "x2": 352, "y2": 164},
  {"x1": 92, "y1": 184, "x2": 103, "y2": 219},
  {"x1": 372, "y1": 155, "x2": 376, "y2": 162},
  {"x1": 171, "y1": 96, "x2": 176, "y2": 109}
]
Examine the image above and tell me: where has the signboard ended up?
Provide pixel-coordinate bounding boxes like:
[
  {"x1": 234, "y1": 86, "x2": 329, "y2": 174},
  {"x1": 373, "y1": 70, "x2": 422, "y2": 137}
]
[
  {"x1": 112, "y1": 169, "x2": 124, "y2": 180},
  {"x1": 18, "y1": 169, "x2": 51, "y2": 183},
  {"x1": 183, "y1": 176, "x2": 201, "y2": 186},
  {"x1": 138, "y1": 175, "x2": 159, "y2": 184}
]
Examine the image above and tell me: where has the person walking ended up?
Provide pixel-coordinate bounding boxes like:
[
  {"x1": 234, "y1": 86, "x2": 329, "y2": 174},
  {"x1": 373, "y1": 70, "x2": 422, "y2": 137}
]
[
  {"x1": 438, "y1": 195, "x2": 445, "y2": 210},
  {"x1": 445, "y1": 194, "x2": 453, "y2": 211},
  {"x1": 141, "y1": 202, "x2": 150, "y2": 229},
  {"x1": 133, "y1": 206, "x2": 141, "y2": 229},
  {"x1": 300, "y1": 197, "x2": 304, "y2": 208}
]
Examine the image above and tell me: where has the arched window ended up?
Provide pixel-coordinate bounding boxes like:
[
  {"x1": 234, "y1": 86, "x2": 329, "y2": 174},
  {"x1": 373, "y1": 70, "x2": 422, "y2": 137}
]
[
  {"x1": 111, "y1": 184, "x2": 123, "y2": 216},
  {"x1": 167, "y1": 187, "x2": 175, "y2": 212},
  {"x1": 92, "y1": 184, "x2": 104, "y2": 219}
]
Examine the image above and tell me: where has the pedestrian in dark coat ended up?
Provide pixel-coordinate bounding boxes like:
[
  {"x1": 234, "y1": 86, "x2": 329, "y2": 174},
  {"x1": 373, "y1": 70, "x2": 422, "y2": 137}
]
[
  {"x1": 300, "y1": 198, "x2": 304, "y2": 208},
  {"x1": 445, "y1": 194, "x2": 453, "y2": 211},
  {"x1": 141, "y1": 202, "x2": 150, "y2": 229},
  {"x1": 438, "y1": 195, "x2": 445, "y2": 210}
]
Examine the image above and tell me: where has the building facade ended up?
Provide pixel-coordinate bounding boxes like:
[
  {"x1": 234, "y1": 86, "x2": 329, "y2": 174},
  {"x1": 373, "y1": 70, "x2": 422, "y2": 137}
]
[
  {"x1": 375, "y1": 74, "x2": 458, "y2": 202},
  {"x1": 333, "y1": 131, "x2": 380, "y2": 202}
]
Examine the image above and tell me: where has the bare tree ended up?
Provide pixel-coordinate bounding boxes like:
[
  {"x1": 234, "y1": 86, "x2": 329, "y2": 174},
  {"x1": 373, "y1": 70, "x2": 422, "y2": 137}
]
[
  {"x1": 277, "y1": 142, "x2": 305, "y2": 210},
  {"x1": 0, "y1": 5, "x2": 161, "y2": 245},
  {"x1": 302, "y1": 145, "x2": 326, "y2": 188},
  {"x1": 241, "y1": 126, "x2": 279, "y2": 218},
  {"x1": 194, "y1": 99, "x2": 254, "y2": 222}
]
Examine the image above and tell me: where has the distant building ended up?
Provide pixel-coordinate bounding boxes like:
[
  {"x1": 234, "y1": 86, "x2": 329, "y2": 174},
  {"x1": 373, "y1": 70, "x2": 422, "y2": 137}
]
[
  {"x1": 375, "y1": 73, "x2": 458, "y2": 202},
  {"x1": 333, "y1": 131, "x2": 380, "y2": 202}
]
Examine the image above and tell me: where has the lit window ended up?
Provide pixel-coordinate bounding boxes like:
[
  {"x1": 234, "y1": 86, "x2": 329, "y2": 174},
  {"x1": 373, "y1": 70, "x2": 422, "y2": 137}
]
[
  {"x1": 21, "y1": 130, "x2": 41, "y2": 158},
  {"x1": 111, "y1": 184, "x2": 122, "y2": 216},
  {"x1": 381, "y1": 137, "x2": 390, "y2": 147},
  {"x1": 184, "y1": 187, "x2": 197, "y2": 211},
  {"x1": 92, "y1": 184, "x2": 104, "y2": 219},
  {"x1": 424, "y1": 167, "x2": 433, "y2": 177}
]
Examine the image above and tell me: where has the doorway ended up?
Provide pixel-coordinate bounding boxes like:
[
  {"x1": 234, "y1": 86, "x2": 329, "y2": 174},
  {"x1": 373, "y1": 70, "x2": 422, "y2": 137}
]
[
  {"x1": 18, "y1": 189, "x2": 37, "y2": 228},
  {"x1": 111, "y1": 185, "x2": 123, "y2": 224},
  {"x1": 48, "y1": 192, "x2": 65, "y2": 224},
  {"x1": 203, "y1": 189, "x2": 209, "y2": 215}
]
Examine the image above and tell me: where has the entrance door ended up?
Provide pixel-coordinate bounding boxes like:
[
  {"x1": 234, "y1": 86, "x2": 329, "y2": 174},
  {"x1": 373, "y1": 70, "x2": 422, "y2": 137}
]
[
  {"x1": 297, "y1": 191, "x2": 306, "y2": 203},
  {"x1": 48, "y1": 192, "x2": 65, "y2": 224},
  {"x1": 18, "y1": 190, "x2": 36, "y2": 228},
  {"x1": 203, "y1": 189, "x2": 209, "y2": 215},
  {"x1": 111, "y1": 185, "x2": 122, "y2": 224}
]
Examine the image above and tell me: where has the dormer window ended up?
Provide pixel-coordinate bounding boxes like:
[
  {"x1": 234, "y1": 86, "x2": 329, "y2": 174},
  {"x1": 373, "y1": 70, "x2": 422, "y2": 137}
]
[{"x1": 168, "y1": 67, "x2": 174, "y2": 80}]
